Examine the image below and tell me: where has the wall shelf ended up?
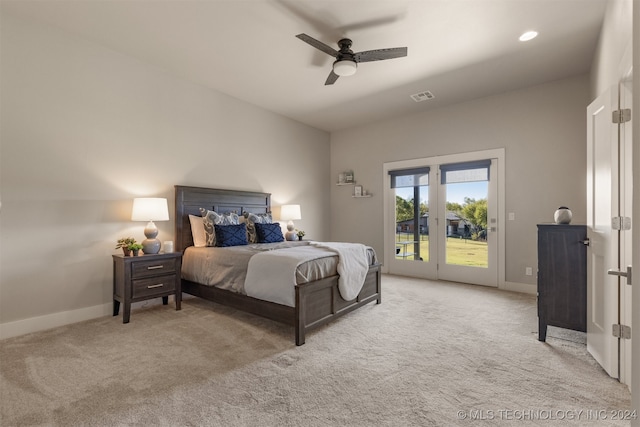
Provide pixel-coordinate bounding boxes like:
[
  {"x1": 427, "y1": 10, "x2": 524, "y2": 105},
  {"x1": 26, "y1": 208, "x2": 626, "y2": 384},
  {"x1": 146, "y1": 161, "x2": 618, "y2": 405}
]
[
  {"x1": 352, "y1": 195, "x2": 372, "y2": 198},
  {"x1": 336, "y1": 182, "x2": 355, "y2": 186}
]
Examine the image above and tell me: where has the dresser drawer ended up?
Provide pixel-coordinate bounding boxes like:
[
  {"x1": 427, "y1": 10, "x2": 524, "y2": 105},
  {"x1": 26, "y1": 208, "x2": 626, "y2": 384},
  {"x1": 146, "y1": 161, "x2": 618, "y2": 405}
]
[
  {"x1": 131, "y1": 258, "x2": 177, "y2": 279},
  {"x1": 132, "y1": 274, "x2": 176, "y2": 299}
]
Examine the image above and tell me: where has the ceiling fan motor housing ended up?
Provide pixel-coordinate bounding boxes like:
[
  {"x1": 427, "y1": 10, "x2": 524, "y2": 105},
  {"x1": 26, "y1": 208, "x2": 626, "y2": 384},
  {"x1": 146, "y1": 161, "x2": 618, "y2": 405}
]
[{"x1": 333, "y1": 38, "x2": 357, "y2": 76}]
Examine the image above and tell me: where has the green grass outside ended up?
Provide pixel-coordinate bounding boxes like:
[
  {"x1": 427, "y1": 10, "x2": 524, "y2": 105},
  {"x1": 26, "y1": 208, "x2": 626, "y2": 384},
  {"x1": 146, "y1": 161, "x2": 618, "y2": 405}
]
[{"x1": 395, "y1": 234, "x2": 488, "y2": 267}]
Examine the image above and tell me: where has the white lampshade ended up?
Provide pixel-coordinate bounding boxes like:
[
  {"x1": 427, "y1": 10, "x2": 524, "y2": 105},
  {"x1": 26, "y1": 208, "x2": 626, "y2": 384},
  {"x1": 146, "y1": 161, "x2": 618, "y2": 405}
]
[
  {"x1": 280, "y1": 204, "x2": 301, "y2": 221},
  {"x1": 333, "y1": 59, "x2": 357, "y2": 76},
  {"x1": 131, "y1": 198, "x2": 169, "y2": 254},
  {"x1": 280, "y1": 204, "x2": 301, "y2": 241},
  {"x1": 131, "y1": 198, "x2": 169, "y2": 221}
]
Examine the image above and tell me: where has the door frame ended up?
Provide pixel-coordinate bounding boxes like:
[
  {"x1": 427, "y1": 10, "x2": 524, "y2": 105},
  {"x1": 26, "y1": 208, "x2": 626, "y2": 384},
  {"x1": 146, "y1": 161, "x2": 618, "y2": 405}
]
[
  {"x1": 382, "y1": 148, "x2": 505, "y2": 288},
  {"x1": 619, "y1": 62, "x2": 633, "y2": 388}
]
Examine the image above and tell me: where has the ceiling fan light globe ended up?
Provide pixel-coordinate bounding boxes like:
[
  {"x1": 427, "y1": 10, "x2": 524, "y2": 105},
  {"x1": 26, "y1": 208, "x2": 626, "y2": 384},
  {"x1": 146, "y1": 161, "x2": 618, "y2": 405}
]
[{"x1": 333, "y1": 60, "x2": 357, "y2": 76}]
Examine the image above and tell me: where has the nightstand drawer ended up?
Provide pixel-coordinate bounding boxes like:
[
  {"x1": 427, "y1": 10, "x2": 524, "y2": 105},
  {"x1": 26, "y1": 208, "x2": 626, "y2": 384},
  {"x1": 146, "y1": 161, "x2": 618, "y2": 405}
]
[
  {"x1": 131, "y1": 258, "x2": 177, "y2": 279},
  {"x1": 132, "y1": 275, "x2": 176, "y2": 299}
]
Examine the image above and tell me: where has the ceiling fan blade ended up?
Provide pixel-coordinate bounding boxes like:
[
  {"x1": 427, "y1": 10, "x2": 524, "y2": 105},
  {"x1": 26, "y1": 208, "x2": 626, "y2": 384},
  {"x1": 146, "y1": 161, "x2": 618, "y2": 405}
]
[
  {"x1": 354, "y1": 47, "x2": 408, "y2": 63},
  {"x1": 296, "y1": 33, "x2": 339, "y2": 58},
  {"x1": 324, "y1": 70, "x2": 339, "y2": 85}
]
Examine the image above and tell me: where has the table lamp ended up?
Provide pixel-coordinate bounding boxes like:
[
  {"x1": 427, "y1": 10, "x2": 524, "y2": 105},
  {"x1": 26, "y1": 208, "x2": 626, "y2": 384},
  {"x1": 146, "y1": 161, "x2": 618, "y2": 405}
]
[
  {"x1": 131, "y1": 197, "x2": 169, "y2": 254},
  {"x1": 280, "y1": 204, "x2": 301, "y2": 241}
]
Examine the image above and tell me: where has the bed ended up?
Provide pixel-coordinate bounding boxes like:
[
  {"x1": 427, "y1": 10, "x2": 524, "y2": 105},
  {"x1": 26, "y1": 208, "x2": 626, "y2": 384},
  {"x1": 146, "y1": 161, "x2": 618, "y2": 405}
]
[{"x1": 175, "y1": 185, "x2": 382, "y2": 345}]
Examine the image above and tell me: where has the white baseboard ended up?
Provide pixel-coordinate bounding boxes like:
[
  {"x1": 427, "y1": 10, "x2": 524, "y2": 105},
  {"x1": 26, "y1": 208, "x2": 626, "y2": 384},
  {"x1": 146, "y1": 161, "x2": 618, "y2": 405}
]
[
  {"x1": 0, "y1": 303, "x2": 112, "y2": 340},
  {"x1": 0, "y1": 295, "x2": 187, "y2": 340},
  {"x1": 502, "y1": 281, "x2": 537, "y2": 295}
]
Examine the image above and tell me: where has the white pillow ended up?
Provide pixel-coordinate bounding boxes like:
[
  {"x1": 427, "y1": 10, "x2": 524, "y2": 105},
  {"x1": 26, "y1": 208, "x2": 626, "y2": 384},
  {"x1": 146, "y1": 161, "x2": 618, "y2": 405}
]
[{"x1": 189, "y1": 214, "x2": 207, "y2": 247}]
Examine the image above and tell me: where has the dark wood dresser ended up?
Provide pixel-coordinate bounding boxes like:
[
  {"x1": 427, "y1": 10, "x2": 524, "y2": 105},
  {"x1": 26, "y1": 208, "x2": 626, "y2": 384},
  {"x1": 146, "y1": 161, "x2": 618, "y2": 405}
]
[{"x1": 537, "y1": 224, "x2": 587, "y2": 341}]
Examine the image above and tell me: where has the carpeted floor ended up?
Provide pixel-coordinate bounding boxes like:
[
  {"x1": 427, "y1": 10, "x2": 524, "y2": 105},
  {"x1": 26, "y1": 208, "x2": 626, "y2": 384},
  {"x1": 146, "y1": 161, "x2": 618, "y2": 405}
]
[{"x1": 0, "y1": 275, "x2": 632, "y2": 426}]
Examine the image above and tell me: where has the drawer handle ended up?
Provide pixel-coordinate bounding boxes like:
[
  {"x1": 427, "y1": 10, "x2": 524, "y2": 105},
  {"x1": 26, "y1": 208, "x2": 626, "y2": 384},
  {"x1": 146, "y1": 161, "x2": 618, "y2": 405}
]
[
  {"x1": 147, "y1": 265, "x2": 164, "y2": 270},
  {"x1": 147, "y1": 284, "x2": 164, "y2": 289}
]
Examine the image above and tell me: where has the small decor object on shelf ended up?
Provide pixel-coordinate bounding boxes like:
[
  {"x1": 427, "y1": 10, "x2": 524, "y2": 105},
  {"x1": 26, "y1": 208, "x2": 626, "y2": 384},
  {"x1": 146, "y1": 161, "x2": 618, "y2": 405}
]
[
  {"x1": 344, "y1": 170, "x2": 354, "y2": 183},
  {"x1": 115, "y1": 237, "x2": 137, "y2": 256},
  {"x1": 354, "y1": 185, "x2": 363, "y2": 197},
  {"x1": 554, "y1": 206, "x2": 572, "y2": 224},
  {"x1": 338, "y1": 173, "x2": 345, "y2": 184},
  {"x1": 296, "y1": 229, "x2": 305, "y2": 241}
]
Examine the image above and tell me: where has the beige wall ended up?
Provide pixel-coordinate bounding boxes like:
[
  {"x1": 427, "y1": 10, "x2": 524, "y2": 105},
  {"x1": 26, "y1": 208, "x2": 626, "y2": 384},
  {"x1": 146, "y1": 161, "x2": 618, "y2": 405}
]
[
  {"x1": 590, "y1": 0, "x2": 633, "y2": 99},
  {"x1": 0, "y1": 13, "x2": 330, "y2": 337},
  {"x1": 330, "y1": 75, "x2": 590, "y2": 291}
]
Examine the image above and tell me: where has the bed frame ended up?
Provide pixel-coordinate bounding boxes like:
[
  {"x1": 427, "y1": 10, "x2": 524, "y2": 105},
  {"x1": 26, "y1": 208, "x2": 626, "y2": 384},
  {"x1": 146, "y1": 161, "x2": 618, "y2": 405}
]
[{"x1": 174, "y1": 185, "x2": 382, "y2": 345}]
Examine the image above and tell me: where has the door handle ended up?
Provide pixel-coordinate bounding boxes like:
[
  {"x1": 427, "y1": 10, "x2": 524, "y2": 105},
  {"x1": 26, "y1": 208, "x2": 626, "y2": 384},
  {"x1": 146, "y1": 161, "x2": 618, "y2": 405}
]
[{"x1": 607, "y1": 266, "x2": 632, "y2": 286}]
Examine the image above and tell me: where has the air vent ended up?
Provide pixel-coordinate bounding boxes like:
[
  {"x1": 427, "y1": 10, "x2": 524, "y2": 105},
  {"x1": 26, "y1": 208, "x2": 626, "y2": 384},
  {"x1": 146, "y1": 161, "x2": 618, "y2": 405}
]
[{"x1": 410, "y1": 91, "x2": 434, "y2": 102}]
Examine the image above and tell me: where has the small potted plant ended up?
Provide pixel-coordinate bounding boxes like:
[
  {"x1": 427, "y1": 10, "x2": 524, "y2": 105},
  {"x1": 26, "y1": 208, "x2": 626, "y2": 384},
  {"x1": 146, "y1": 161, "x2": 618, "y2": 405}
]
[
  {"x1": 296, "y1": 229, "x2": 305, "y2": 241},
  {"x1": 116, "y1": 237, "x2": 137, "y2": 256},
  {"x1": 128, "y1": 243, "x2": 144, "y2": 256}
]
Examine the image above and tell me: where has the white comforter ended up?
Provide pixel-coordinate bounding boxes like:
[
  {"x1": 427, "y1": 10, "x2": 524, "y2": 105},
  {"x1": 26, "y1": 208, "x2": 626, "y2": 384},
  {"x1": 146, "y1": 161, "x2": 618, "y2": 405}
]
[
  {"x1": 243, "y1": 242, "x2": 370, "y2": 306},
  {"x1": 244, "y1": 245, "x2": 336, "y2": 306}
]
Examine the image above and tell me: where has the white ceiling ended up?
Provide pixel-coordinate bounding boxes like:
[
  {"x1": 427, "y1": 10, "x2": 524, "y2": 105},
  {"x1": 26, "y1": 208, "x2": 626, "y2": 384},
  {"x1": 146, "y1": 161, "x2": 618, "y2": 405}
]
[{"x1": 2, "y1": 0, "x2": 608, "y2": 132}]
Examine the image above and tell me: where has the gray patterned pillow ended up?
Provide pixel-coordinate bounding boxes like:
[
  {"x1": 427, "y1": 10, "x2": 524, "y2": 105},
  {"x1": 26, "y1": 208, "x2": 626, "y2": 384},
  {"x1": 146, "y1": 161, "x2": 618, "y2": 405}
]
[
  {"x1": 199, "y1": 208, "x2": 240, "y2": 247},
  {"x1": 245, "y1": 212, "x2": 273, "y2": 243}
]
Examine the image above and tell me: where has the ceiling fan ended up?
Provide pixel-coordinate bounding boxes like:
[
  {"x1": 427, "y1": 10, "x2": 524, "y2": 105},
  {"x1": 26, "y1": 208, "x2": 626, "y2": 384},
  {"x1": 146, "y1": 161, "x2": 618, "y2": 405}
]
[{"x1": 296, "y1": 33, "x2": 408, "y2": 85}]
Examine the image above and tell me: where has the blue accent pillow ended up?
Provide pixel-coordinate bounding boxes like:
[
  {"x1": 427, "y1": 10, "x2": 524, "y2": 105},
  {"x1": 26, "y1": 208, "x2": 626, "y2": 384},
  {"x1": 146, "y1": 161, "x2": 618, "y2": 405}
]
[
  {"x1": 214, "y1": 223, "x2": 248, "y2": 247},
  {"x1": 255, "y1": 222, "x2": 284, "y2": 243}
]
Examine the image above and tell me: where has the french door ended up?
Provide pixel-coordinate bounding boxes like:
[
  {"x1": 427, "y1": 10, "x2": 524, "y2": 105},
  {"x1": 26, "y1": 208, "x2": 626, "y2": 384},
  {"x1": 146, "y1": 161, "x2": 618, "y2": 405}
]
[{"x1": 384, "y1": 149, "x2": 503, "y2": 287}]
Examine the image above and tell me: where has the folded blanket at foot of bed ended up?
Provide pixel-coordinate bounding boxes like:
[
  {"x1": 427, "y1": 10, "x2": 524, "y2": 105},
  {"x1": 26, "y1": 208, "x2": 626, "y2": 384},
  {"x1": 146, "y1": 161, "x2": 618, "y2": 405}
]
[
  {"x1": 243, "y1": 242, "x2": 370, "y2": 306},
  {"x1": 308, "y1": 241, "x2": 369, "y2": 301}
]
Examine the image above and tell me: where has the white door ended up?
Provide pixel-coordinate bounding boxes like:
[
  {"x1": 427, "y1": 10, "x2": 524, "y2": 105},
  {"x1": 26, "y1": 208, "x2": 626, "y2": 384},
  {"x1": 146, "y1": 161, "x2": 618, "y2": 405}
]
[
  {"x1": 437, "y1": 159, "x2": 498, "y2": 287},
  {"x1": 586, "y1": 86, "x2": 621, "y2": 379}
]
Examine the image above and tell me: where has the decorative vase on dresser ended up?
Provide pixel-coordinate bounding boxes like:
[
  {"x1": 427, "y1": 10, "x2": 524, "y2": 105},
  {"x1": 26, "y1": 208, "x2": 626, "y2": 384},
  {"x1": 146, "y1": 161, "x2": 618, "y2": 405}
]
[{"x1": 536, "y1": 224, "x2": 587, "y2": 342}]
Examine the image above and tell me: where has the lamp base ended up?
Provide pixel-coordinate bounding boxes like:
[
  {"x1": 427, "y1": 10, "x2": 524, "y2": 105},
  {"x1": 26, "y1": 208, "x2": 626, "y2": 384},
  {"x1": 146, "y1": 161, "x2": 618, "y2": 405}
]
[
  {"x1": 142, "y1": 239, "x2": 161, "y2": 254},
  {"x1": 285, "y1": 231, "x2": 297, "y2": 241},
  {"x1": 285, "y1": 220, "x2": 297, "y2": 241},
  {"x1": 142, "y1": 220, "x2": 161, "y2": 254}
]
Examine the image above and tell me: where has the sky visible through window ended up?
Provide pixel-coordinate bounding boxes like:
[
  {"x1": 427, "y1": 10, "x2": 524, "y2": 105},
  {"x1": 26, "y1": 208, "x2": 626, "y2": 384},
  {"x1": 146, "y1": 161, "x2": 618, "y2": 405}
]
[{"x1": 396, "y1": 181, "x2": 487, "y2": 206}]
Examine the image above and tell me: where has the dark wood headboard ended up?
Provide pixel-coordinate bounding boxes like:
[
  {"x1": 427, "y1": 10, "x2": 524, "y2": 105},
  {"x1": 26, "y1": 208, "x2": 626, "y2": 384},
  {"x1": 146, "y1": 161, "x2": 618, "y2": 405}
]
[{"x1": 174, "y1": 186, "x2": 271, "y2": 252}]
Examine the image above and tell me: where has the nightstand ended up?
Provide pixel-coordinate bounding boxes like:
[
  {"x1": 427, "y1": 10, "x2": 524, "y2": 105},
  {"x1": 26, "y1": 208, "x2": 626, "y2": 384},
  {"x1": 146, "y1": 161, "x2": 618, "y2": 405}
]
[{"x1": 112, "y1": 252, "x2": 182, "y2": 323}]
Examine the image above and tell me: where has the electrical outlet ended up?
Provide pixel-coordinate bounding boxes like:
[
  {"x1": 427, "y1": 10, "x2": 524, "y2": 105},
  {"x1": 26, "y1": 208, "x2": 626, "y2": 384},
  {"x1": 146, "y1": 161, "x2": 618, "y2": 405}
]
[{"x1": 525, "y1": 267, "x2": 533, "y2": 276}]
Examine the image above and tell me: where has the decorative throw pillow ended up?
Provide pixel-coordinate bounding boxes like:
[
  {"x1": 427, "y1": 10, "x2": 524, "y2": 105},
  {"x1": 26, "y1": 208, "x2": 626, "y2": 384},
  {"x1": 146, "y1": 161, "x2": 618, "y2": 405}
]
[
  {"x1": 245, "y1": 212, "x2": 273, "y2": 243},
  {"x1": 200, "y1": 208, "x2": 240, "y2": 247},
  {"x1": 188, "y1": 214, "x2": 207, "y2": 247},
  {"x1": 255, "y1": 222, "x2": 284, "y2": 243},
  {"x1": 214, "y1": 223, "x2": 248, "y2": 247}
]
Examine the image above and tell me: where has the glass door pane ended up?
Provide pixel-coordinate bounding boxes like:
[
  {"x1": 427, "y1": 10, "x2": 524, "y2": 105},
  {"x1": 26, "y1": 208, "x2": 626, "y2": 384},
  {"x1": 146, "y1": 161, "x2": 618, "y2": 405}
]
[
  {"x1": 394, "y1": 185, "x2": 429, "y2": 261},
  {"x1": 444, "y1": 184, "x2": 488, "y2": 267},
  {"x1": 440, "y1": 162, "x2": 489, "y2": 268}
]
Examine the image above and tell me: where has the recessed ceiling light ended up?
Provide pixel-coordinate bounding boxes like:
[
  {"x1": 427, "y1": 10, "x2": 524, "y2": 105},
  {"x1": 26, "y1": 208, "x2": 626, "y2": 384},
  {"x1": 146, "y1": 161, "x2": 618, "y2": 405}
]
[{"x1": 519, "y1": 31, "x2": 538, "y2": 42}]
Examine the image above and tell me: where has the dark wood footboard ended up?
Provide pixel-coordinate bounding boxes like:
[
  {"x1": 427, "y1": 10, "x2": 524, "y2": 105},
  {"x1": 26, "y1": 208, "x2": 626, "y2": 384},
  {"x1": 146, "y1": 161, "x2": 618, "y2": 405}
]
[{"x1": 295, "y1": 263, "x2": 381, "y2": 345}]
